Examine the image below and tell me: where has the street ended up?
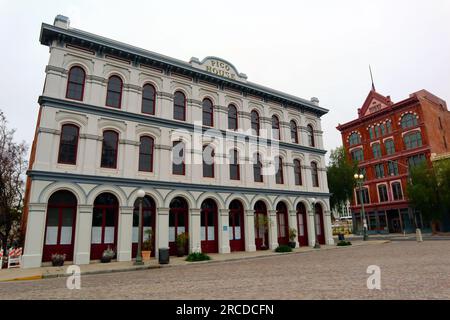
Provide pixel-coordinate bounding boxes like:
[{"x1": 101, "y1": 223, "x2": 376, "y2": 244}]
[{"x1": 1, "y1": 240, "x2": 450, "y2": 299}]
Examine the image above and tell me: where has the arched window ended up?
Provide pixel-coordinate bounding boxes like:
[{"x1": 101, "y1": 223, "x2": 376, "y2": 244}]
[
  {"x1": 253, "y1": 153, "x2": 263, "y2": 183},
  {"x1": 172, "y1": 140, "x2": 185, "y2": 175},
  {"x1": 275, "y1": 157, "x2": 284, "y2": 184},
  {"x1": 173, "y1": 91, "x2": 186, "y2": 121},
  {"x1": 229, "y1": 149, "x2": 240, "y2": 180},
  {"x1": 276, "y1": 202, "x2": 288, "y2": 244},
  {"x1": 401, "y1": 113, "x2": 418, "y2": 129},
  {"x1": 57, "y1": 124, "x2": 79, "y2": 165},
  {"x1": 311, "y1": 161, "x2": 319, "y2": 187},
  {"x1": 294, "y1": 159, "x2": 302, "y2": 186},
  {"x1": 203, "y1": 144, "x2": 215, "y2": 178},
  {"x1": 138, "y1": 136, "x2": 154, "y2": 172},
  {"x1": 202, "y1": 98, "x2": 214, "y2": 127},
  {"x1": 290, "y1": 120, "x2": 298, "y2": 143},
  {"x1": 348, "y1": 132, "x2": 361, "y2": 146},
  {"x1": 105, "y1": 75, "x2": 123, "y2": 108},
  {"x1": 404, "y1": 131, "x2": 422, "y2": 150},
  {"x1": 228, "y1": 104, "x2": 238, "y2": 130},
  {"x1": 251, "y1": 110, "x2": 260, "y2": 136},
  {"x1": 66, "y1": 66, "x2": 85, "y2": 101},
  {"x1": 142, "y1": 84, "x2": 156, "y2": 115},
  {"x1": 101, "y1": 130, "x2": 119, "y2": 168},
  {"x1": 307, "y1": 124, "x2": 315, "y2": 147},
  {"x1": 272, "y1": 115, "x2": 280, "y2": 140}
]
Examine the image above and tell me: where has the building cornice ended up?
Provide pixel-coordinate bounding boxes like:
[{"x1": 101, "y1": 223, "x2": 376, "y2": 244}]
[
  {"x1": 38, "y1": 95, "x2": 327, "y2": 155},
  {"x1": 27, "y1": 170, "x2": 331, "y2": 198},
  {"x1": 39, "y1": 23, "x2": 329, "y2": 117}
]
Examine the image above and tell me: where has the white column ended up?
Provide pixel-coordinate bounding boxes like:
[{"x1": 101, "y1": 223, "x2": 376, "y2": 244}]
[
  {"x1": 190, "y1": 208, "x2": 201, "y2": 253},
  {"x1": 307, "y1": 208, "x2": 317, "y2": 247},
  {"x1": 218, "y1": 208, "x2": 230, "y2": 254},
  {"x1": 117, "y1": 206, "x2": 133, "y2": 262},
  {"x1": 268, "y1": 209, "x2": 278, "y2": 249},
  {"x1": 324, "y1": 209, "x2": 335, "y2": 245},
  {"x1": 22, "y1": 203, "x2": 47, "y2": 268},
  {"x1": 156, "y1": 207, "x2": 169, "y2": 258},
  {"x1": 245, "y1": 209, "x2": 256, "y2": 252},
  {"x1": 288, "y1": 210, "x2": 299, "y2": 248},
  {"x1": 73, "y1": 204, "x2": 93, "y2": 265}
]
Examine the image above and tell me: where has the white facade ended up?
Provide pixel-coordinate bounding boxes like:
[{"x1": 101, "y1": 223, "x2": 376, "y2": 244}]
[{"x1": 22, "y1": 16, "x2": 333, "y2": 268}]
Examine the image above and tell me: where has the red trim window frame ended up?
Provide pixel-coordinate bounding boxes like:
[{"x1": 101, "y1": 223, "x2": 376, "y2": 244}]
[
  {"x1": 294, "y1": 159, "x2": 302, "y2": 186},
  {"x1": 138, "y1": 136, "x2": 154, "y2": 172},
  {"x1": 105, "y1": 75, "x2": 123, "y2": 109},
  {"x1": 141, "y1": 83, "x2": 156, "y2": 115},
  {"x1": 311, "y1": 161, "x2": 319, "y2": 187},
  {"x1": 65, "y1": 66, "x2": 86, "y2": 101},
  {"x1": 272, "y1": 115, "x2": 280, "y2": 140},
  {"x1": 173, "y1": 91, "x2": 186, "y2": 121},
  {"x1": 202, "y1": 144, "x2": 215, "y2": 178},
  {"x1": 276, "y1": 157, "x2": 284, "y2": 184},
  {"x1": 202, "y1": 98, "x2": 214, "y2": 127},
  {"x1": 230, "y1": 149, "x2": 240, "y2": 180},
  {"x1": 228, "y1": 104, "x2": 238, "y2": 131},
  {"x1": 101, "y1": 130, "x2": 119, "y2": 169},
  {"x1": 251, "y1": 110, "x2": 260, "y2": 136},
  {"x1": 172, "y1": 140, "x2": 186, "y2": 175},
  {"x1": 307, "y1": 124, "x2": 315, "y2": 147},
  {"x1": 276, "y1": 202, "x2": 289, "y2": 244},
  {"x1": 290, "y1": 120, "x2": 299, "y2": 144},
  {"x1": 57, "y1": 124, "x2": 80, "y2": 165}
]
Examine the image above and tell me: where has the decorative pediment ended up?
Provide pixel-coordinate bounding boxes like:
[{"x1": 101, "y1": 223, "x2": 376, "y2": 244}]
[
  {"x1": 189, "y1": 56, "x2": 248, "y2": 82},
  {"x1": 359, "y1": 91, "x2": 393, "y2": 118}
]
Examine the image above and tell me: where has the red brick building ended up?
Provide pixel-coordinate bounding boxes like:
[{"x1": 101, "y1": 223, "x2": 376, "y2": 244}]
[{"x1": 337, "y1": 89, "x2": 450, "y2": 234}]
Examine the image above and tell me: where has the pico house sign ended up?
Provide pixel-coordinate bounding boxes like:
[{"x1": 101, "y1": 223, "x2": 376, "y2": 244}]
[{"x1": 189, "y1": 56, "x2": 248, "y2": 82}]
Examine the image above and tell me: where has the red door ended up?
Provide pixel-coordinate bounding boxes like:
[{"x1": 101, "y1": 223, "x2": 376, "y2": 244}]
[
  {"x1": 200, "y1": 199, "x2": 218, "y2": 253},
  {"x1": 315, "y1": 203, "x2": 326, "y2": 244},
  {"x1": 296, "y1": 203, "x2": 309, "y2": 246},
  {"x1": 90, "y1": 193, "x2": 119, "y2": 260},
  {"x1": 132, "y1": 196, "x2": 156, "y2": 258},
  {"x1": 229, "y1": 200, "x2": 245, "y2": 252},
  {"x1": 42, "y1": 191, "x2": 77, "y2": 262},
  {"x1": 169, "y1": 197, "x2": 189, "y2": 256},
  {"x1": 276, "y1": 202, "x2": 289, "y2": 245},
  {"x1": 254, "y1": 201, "x2": 269, "y2": 250}
]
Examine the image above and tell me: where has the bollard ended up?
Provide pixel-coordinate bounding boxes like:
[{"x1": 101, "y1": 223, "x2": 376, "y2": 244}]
[{"x1": 416, "y1": 228, "x2": 423, "y2": 242}]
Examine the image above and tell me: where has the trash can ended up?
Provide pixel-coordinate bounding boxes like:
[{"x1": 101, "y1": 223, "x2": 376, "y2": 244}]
[
  {"x1": 158, "y1": 248, "x2": 170, "y2": 264},
  {"x1": 338, "y1": 233, "x2": 345, "y2": 241}
]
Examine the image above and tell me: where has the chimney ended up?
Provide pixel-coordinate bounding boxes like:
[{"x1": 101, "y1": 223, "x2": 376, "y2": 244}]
[
  {"x1": 310, "y1": 97, "x2": 320, "y2": 106},
  {"x1": 54, "y1": 15, "x2": 70, "y2": 29}
]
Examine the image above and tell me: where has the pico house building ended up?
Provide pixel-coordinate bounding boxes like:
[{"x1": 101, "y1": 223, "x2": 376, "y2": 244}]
[
  {"x1": 21, "y1": 15, "x2": 332, "y2": 268},
  {"x1": 337, "y1": 87, "x2": 450, "y2": 234}
]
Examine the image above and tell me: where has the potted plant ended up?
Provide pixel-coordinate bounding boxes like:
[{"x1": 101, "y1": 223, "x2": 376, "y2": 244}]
[
  {"x1": 101, "y1": 246, "x2": 115, "y2": 263},
  {"x1": 142, "y1": 229, "x2": 152, "y2": 261},
  {"x1": 288, "y1": 228, "x2": 297, "y2": 248},
  {"x1": 255, "y1": 214, "x2": 270, "y2": 250},
  {"x1": 51, "y1": 253, "x2": 66, "y2": 266},
  {"x1": 176, "y1": 232, "x2": 188, "y2": 257}
]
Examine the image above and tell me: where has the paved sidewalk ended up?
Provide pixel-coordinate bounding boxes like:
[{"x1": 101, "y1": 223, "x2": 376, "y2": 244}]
[{"x1": 0, "y1": 240, "x2": 389, "y2": 282}]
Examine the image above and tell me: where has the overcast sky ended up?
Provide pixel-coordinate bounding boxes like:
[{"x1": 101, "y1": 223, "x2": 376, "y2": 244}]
[{"x1": 1, "y1": 0, "x2": 449, "y2": 161}]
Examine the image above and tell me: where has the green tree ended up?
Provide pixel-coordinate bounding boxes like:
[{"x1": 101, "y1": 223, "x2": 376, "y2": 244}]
[
  {"x1": 407, "y1": 159, "x2": 450, "y2": 231},
  {"x1": 327, "y1": 146, "x2": 357, "y2": 214}
]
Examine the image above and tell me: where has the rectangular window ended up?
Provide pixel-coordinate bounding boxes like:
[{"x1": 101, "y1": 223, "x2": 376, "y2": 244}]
[
  {"x1": 385, "y1": 140, "x2": 395, "y2": 155},
  {"x1": 378, "y1": 185, "x2": 388, "y2": 202},
  {"x1": 408, "y1": 154, "x2": 426, "y2": 168},
  {"x1": 392, "y1": 182, "x2": 403, "y2": 200},
  {"x1": 351, "y1": 149, "x2": 364, "y2": 162},
  {"x1": 386, "y1": 121, "x2": 392, "y2": 133},
  {"x1": 172, "y1": 141, "x2": 185, "y2": 175},
  {"x1": 372, "y1": 143, "x2": 382, "y2": 158},
  {"x1": 388, "y1": 160, "x2": 399, "y2": 176},
  {"x1": 369, "y1": 127, "x2": 375, "y2": 140},
  {"x1": 375, "y1": 164, "x2": 384, "y2": 178},
  {"x1": 356, "y1": 188, "x2": 370, "y2": 205}
]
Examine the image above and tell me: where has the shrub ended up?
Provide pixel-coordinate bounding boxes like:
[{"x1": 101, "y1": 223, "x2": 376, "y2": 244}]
[
  {"x1": 275, "y1": 245, "x2": 293, "y2": 253},
  {"x1": 186, "y1": 252, "x2": 211, "y2": 262},
  {"x1": 337, "y1": 240, "x2": 352, "y2": 246}
]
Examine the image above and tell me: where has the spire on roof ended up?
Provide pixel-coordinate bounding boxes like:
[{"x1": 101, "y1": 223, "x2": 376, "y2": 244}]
[{"x1": 369, "y1": 65, "x2": 376, "y2": 92}]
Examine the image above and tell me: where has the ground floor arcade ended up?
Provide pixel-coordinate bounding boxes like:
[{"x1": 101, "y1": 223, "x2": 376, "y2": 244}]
[{"x1": 22, "y1": 180, "x2": 334, "y2": 268}]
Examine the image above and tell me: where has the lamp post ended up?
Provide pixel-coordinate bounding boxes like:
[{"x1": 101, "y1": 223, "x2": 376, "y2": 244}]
[
  {"x1": 354, "y1": 173, "x2": 368, "y2": 241},
  {"x1": 134, "y1": 189, "x2": 146, "y2": 265},
  {"x1": 308, "y1": 197, "x2": 320, "y2": 249}
]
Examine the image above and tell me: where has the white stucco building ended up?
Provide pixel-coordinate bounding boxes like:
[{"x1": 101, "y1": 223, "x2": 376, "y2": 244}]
[{"x1": 22, "y1": 15, "x2": 333, "y2": 268}]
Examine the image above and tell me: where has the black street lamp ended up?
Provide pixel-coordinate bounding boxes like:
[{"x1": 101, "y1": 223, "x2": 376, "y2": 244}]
[
  {"x1": 308, "y1": 197, "x2": 320, "y2": 249},
  {"x1": 354, "y1": 173, "x2": 368, "y2": 241},
  {"x1": 134, "y1": 189, "x2": 146, "y2": 265}
]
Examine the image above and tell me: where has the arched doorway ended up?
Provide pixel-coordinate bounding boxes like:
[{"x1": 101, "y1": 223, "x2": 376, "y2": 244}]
[
  {"x1": 132, "y1": 195, "x2": 156, "y2": 258},
  {"x1": 315, "y1": 203, "x2": 326, "y2": 244},
  {"x1": 296, "y1": 202, "x2": 309, "y2": 246},
  {"x1": 276, "y1": 202, "x2": 289, "y2": 245},
  {"x1": 169, "y1": 197, "x2": 189, "y2": 256},
  {"x1": 90, "y1": 193, "x2": 119, "y2": 260},
  {"x1": 229, "y1": 200, "x2": 245, "y2": 252},
  {"x1": 200, "y1": 199, "x2": 218, "y2": 253},
  {"x1": 43, "y1": 190, "x2": 77, "y2": 262},
  {"x1": 254, "y1": 201, "x2": 269, "y2": 250}
]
